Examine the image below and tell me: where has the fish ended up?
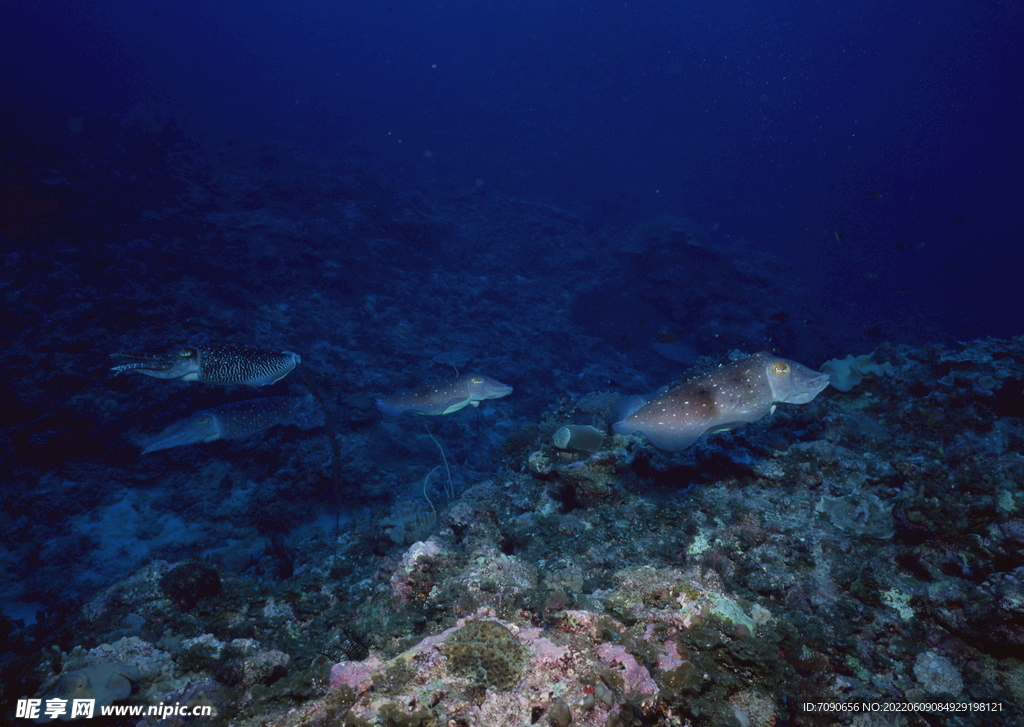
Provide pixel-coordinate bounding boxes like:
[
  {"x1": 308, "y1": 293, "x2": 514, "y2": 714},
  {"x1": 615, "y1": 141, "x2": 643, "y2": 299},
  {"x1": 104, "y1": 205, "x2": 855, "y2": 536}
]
[
  {"x1": 612, "y1": 352, "x2": 830, "y2": 452},
  {"x1": 141, "y1": 397, "x2": 302, "y2": 454},
  {"x1": 376, "y1": 374, "x2": 513, "y2": 416},
  {"x1": 112, "y1": 345, "x2": 300, "y2": 386}
]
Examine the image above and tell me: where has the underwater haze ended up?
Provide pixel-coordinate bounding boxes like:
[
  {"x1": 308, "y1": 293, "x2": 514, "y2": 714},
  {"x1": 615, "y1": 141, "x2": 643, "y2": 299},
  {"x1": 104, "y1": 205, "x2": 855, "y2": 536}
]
[
  {"x1": 3, "y1": 1, "x2": 1024, "y2": 725},
  {"x1": 4, "y1": 0, "x2": 1023, "y2": 342}
]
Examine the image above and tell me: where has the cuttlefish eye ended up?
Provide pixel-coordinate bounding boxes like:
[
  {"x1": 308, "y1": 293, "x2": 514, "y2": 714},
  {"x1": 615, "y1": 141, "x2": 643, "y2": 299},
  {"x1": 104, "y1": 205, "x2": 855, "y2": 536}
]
[
  {"x1": 177, "y1": 348, "x2": 197, "y2": 358},
  {"x1": 470, "y1": 376, "x2": 484, "y2": 385},
  {"x1": 772, "y1": 362, "x2": 790, "y2": 375}
]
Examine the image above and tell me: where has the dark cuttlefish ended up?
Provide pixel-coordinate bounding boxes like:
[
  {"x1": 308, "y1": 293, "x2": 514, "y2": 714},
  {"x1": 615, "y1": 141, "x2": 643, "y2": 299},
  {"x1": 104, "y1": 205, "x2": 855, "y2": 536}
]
[
  {"x1": 141, "y1": 397, "x2": 302, "y2": 454},
  {"x1": 111, "y1": 345, "x2": 300, "y2": 386},
  {"x1": 376, "y1": 374, "x2": 513, "y2": 416},
  {"x1": 613, "y1": 352, "x2": 830, "y2": 452}
]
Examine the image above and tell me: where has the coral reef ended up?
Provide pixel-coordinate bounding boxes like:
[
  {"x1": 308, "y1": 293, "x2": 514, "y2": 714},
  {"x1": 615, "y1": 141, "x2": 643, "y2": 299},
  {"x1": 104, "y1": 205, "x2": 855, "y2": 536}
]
[
  {"x1": 9, "y1": 332, "x2": 1024, "y2": 726},
  {"x1": 3, "y1": 119, "x2": 1024, "y2": 727}
]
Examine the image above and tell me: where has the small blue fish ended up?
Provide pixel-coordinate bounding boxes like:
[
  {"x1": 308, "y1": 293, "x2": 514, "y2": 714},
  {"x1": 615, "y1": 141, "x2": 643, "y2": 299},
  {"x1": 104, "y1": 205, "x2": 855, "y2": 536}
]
[
  {"x1": 376, "y1": 374, "x2": 513, "y2": 416},
  {"x1": 141, "y1": 397, "x2": 302, "y2": 454},
  {"x1": 112, "y1": 345, "x2": 300, "y2": 386},
  {"x1": 613, "y1": 352, "x2": 829, "y2": 452}
]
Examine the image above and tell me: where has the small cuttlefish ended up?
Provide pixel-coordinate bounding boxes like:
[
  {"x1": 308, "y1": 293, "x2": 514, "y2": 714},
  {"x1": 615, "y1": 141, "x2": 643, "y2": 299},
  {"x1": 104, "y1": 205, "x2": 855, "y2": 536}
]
[
  {"x1": 141, "y1": 397, "x2": 302, "y2": 454},
  {"x1": 613, "y1": 352, "x2": 830, "y2": 452},
  {"x1": 111, "y1": 345, "x2": 300, "y2": 386},
  {"x1": 376, "y1": 374, "x2": 513, "y2": 416}
]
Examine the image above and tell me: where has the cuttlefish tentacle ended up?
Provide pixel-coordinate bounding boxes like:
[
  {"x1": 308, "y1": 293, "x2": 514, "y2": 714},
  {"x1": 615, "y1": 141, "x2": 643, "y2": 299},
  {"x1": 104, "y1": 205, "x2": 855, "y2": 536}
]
[
  {"x1": 109, "y1": 350, "x2": 179, "y2": 374},
  {"x1": 376, "y1": 373, "x2": 513, "y2": 416},
  {"x1": 111, "y1": 345, "x2": 300, "y2": 386},
  {"x1": 613, "y1": 352, "x2": 830, "y2": 452},
  {"x1": 141, "y1": 397, "x2": 303, "y2": 454},
  {"x1": 111, "y1": 348, "x2": 199, "y2": 380}
]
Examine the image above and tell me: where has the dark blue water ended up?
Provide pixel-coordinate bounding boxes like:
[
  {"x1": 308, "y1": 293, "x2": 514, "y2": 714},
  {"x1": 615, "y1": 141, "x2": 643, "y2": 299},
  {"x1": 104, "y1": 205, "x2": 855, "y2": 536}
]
[{"x1": 3, "y1": 0, "x2": 1021, "y2": 340}]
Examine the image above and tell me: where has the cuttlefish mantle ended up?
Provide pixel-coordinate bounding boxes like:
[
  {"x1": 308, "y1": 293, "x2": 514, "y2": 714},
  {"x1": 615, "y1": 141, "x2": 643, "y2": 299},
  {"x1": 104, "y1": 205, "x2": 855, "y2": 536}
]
[
  {"x1": 111, "y1": 345, "x2": 300, "y2": 386},
  {"x1": 613, "y1": 352, "x2": 830, "y2": 452},
  {"x1": 376, "y1": 374, "x2": 513, "y2": 416}
]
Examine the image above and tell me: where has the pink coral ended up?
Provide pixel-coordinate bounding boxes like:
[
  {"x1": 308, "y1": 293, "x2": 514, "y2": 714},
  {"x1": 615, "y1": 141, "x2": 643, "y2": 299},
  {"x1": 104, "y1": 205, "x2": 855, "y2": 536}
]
[
  {"x1": 329, "y1": 656, "x2": 382, "y2": 694},
  {"x1": 655, "y1": 639, "x2": 686, "y2": 671},
  {"x1": 389, "y1": 539, "x2": 444, "y2": 606},
  {"x1": 596, "y1": 643, "x2": 658, "y2": 698}
]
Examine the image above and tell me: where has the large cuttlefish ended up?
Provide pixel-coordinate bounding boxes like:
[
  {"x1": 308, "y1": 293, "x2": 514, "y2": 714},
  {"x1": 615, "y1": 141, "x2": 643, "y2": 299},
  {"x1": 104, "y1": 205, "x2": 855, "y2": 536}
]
[
  {"x1": 613, "y1": 352, "x2": 830, "y2": 452},
  {"x1": 111, "y1": 345, "x2": 300, "y2": 386}
]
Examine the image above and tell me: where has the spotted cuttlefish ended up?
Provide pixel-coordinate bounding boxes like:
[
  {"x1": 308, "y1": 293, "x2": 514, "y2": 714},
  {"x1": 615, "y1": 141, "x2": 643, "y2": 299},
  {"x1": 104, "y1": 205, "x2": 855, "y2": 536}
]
[
  {"x1": 376, "y1": 373, "x2": 513, "y2": 416},
  {"x1": 613, "y1": 352, "x2": 830, "y2": 452},
  {"x1": 141, "y1": 397, "x2": 302, "y2": 454},
  {"x1": 111, "y1": 345, "x2": 300, "y2": 386}
]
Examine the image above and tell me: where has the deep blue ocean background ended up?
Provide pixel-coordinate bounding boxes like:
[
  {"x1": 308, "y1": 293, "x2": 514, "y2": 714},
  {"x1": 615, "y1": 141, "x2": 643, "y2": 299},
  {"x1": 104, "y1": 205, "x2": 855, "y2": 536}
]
[
  {"x1": 2, "y1": 2, "x2": 1024, "y2": 725},
  {"x1": 4, "y1": 0, "x2": 1022, "y2": 343}
]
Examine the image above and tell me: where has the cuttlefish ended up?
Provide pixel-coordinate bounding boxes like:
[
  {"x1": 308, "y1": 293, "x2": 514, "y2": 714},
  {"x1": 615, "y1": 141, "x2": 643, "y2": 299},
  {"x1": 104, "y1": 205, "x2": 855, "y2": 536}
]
[
  {"x1": 35, "y1": 663, "x2": 141, "y2": 723},
  {"x1": 613, "y1": 352, "x2": 830, "y2": 452},
  {"x1": 376, "y1": 374, "x2": 513, "y2": 416},
  {"x1": 111, "y1": 345, "x2": 300, "y2": 386},
  {"x1": 141, "y1": 397, "x2": 302, "y2": 454}
]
